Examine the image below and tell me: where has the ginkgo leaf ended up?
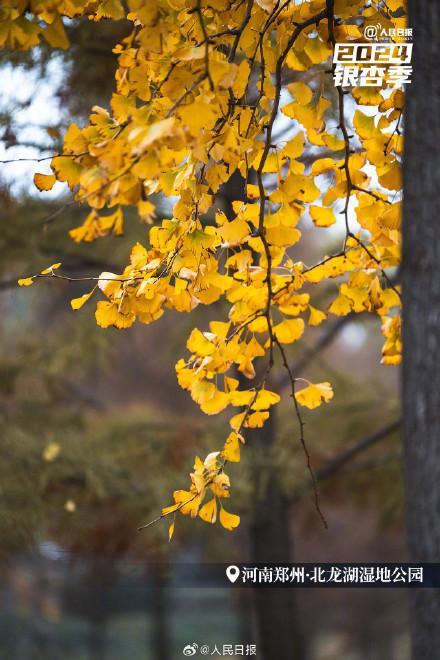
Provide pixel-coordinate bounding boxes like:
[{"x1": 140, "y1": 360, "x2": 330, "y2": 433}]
[
  {"x1": 329, "y1": 294, "x2": 352, "y2": 316},
  {"x1": 40, "y1": 263, "x2": 61, "y2": 275},
  {"x1": 200, "y1": 389, "x2": 230, "y2": 414},
  {"x1": 281, "y1": 131, "x2": 305, "y2": 160},
  {"x1": 173, "y1": 490, "x2": 200, "y2": 517},
  {"x1": 42, "y1": 16, "x2": 69, "y2": 49},
  {"x1": 187, "y1": 328, "x2": 216, "y2": 356},
  {"x1": 111, "y1": 93, "x2": 136, "y2": 122},
  {"x1": 70, "y1": 289, "x2": 95, "y2": 310},
  {"x1": 378, "y1": 161, "x2": 401, "y2": 190},
  {"x1": 222, "y1": 432, "x2": 241, "y2": 462},
  {"x1": 168, "y1": 518, "x2": 175, "y2": 542},
  {"x1": 219, "y1": 505, "x2": 240, "y2": 531},
  {"x1": 309, "y1": 206, "x2": 336, "y2": 227},
  {"x1": 272, "y1": 318, "x2": 304, "y2": 344},
  {"x1": 95, "y1": 301, "x2": 135, "y2": 329},
  {"x1": 288, "y1": 82, "x2": 313, "y2": 105},
  {"x1": 219, "y1": 217, "x2": 250, "y2": 246},
  {"x1": 199, "y1": 498, "x2": 217, "y2": 524},
  {"x1": 353, "y1": 110, "x2": 378, "y2": 140},
  {"x1": 295, "y1": 382, "x2": 334, "y2": 409},
  {"x1": 191, "y1": 380, "x2": 216, "y2": 405},
  {"x1": 265, "y1": 225, "x2": 301, "y2": 247},
  {"x1": 311, "y1": 158, "x2": 336, "y2": 176},
  {"x1": 229, "y1": 410, "x2": 269, "y2": 431},
  {"x1": 232, "y1": 59, "x2": 251, "y2": 98},
  {"x1": 18, "y1": 277, "x2": 34, "y2": 287},
  {"x1": 251, "y1": 389, "x2": 281, "y2": 411},
  {"x1": 51, "y1": 156, "x2": 82, "y2": 189},
  {"x1": 34, "y1": 173, "x2": 56, "y2": 191},
  {"x1": 137, "y1": 200, "x2": 156, "y2": 223},
  {"x1": 308, "y1": 306, "x2": 326, "y2": 326},
  {"x1": 304, "y1": 37, "x2": 332, "y2": 65},
  {"x1": 245, "y1": 411, "x2": 269, "y2": 428}
]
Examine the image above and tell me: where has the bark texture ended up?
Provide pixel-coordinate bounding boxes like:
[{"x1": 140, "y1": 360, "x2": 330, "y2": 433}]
[
  {"x1": 403, "y1": 3, "x2": 440, "y2": 657},
  {"x1": 248, "y1": 412, "x2": 305, "y2": 660}
]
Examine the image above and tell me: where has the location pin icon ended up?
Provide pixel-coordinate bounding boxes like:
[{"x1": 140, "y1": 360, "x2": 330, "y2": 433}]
[{"x1": 226, "y1": 565, "x2": 240, "y2": 584}]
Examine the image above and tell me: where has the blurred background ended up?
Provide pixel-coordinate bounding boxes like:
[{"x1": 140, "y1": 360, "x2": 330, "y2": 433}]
[{"x1": 0, "y1": 17, "x2": 405, "y2": 660}]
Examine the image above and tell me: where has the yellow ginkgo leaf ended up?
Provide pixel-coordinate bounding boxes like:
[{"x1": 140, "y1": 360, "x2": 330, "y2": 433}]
[
  {"x1": 219, "y1": 217, "x2": 250, "y2": 246},
  {"x1": 311, "y1": 158, "x2": 336, "y2": 176},
  {"x1": 245, "y1": 411, "x2": 269, "y2": 428},
  {"x1": 328, "y1": 294, "x2": 352, "y2": 316},
  {"x1": 42, "y1": 16, "x2": 69, "y2": 49},
  {"x1": 200, "y1": 389, "x2": 230, "y2": 415},
  {"x1": 281, "y1": 131, "x2": 305, "y2": 160},
  {"x1": 272, "y1": 318, "x2": 304, "y2": 344},
  {"x1": 211, "y1": 472, "x2": 231, "y2": 499},
  {"x1": 34, "y1": 173, "x2": 56, "y2": 191},
  {"x1": 229, "y1": 410, "x2": 269, "y2": 431},
  {"x1": 51, "y1": 155, "x2": 82, "y2": 189},
  {"x1": 219, "y1": 505, "x2": 240, "y2": 531},
  {"x1": 353, "y1": 110, "x2": 378, "y2": 140},
  {"x1": 295, "y1": 382, "x2": 334, "y2": 409},
  {"x1": 309, "y1": 206, "x2": 336, "y2": 227},
  {"x1": 378, "y1": 161, "x2": 401, "y2": 191},
  {"x1": 18, "y1": 277, "x2": 34, "y2": 287},
  {"x1": 199, "y1": 497, "x2": 217, "y2": 524},
  {"x1": 95, "y1": 301, "x2": 135, "y2": 329},
  {"x1": 308, "y1": 306, "x2": 326, "y2": 326},
  {"x1": 222, "y1": 432, "x2": 241, "y2": 462},
  {"x1": 190, "y1": 380, "x2": 216, "y2": 405},
  {"x1": 251, "y1": 389, "x2": 281, "y2": 411},
  {"x1": 168, "y1": 518, "x2": 175, "y2": 542},
  {"x1": 232, "y1": 59, "x2": 251, "y2": 98},
  {"x1": 40, "y1": 263, "x2": 61, "y2": 275},
  {"x1": 173, "y1": 490, "x2": 200, "y2": 517},
  {"x1": 70, "y1": 289, "x2": 95, "y2": 310},
  {"x1": 288, "y1": 82, "x2": 313, "y2": 105},
  {"x1": 187, "y1": 328, "x2": 216, "y2": 356}
]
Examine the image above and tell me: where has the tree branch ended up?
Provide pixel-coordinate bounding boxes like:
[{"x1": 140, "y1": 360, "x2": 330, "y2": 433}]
[{"x1": 315, "y1": 418, "x2": 400, "y2": 483}]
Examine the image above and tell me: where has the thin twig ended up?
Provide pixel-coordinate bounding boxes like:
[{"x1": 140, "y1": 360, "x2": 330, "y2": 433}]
[{"x1": 274, "y1": 336, "x2": 328, "y2": 528}]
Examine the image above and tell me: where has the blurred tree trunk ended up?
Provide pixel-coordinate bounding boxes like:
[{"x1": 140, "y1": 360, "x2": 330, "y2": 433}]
[
  {"x1": 150, "y1": 565, "x2": 170, "y2": 660},
  {"x1": 89, "y1": 622, "x2": 106, "y2": 660},
  {"x1": 248, "y1": 412, "x2": 305, "y2": 660},
  {"x1": 403, "y1": 2, "x2": 440, "y2": 657}
]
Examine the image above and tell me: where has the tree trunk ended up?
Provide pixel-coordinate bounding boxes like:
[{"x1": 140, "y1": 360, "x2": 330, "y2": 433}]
[
  {"x1": 403, "y1": 3, "x2": 440, "y2": 657},
  {"x1": 248, "y1": 411, "x2": 305, "y2": 660},
  {"x1": 150, "y1": 565, "x2": 170, "y2": 660},
  {"x1": 89, "y1": 622, "x2": 106, "y2": 660}
]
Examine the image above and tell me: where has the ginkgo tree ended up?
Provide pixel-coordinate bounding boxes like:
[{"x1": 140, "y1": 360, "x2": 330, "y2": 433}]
[{"x1": 5, "y1": 0, "x2": 403, "y2": 539}]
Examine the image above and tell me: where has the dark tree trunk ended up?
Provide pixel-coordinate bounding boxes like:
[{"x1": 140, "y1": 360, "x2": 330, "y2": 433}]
[
  {"x1": 403, "y1": 3, "x2": 440, "y2": 657},
  {"x1": 89, "y1": 622, "x2": 106, "y2": 660},
  {"x1": 248, "y1": 411, "x2": 305, "y2": 660},
  {"x1": 150, "y1": 565, "x2": 170, "y2": 660}
]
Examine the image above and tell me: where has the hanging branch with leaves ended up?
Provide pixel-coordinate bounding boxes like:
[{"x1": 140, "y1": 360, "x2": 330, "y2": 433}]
[{"x1": 3, "y1": 0, "x2": 404, "y2": 539}]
